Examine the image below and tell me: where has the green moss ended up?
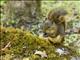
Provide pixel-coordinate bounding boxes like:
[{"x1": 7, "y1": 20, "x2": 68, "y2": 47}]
[{"x1": 0, "y1": 26, "x2": 71, "y2": 60}]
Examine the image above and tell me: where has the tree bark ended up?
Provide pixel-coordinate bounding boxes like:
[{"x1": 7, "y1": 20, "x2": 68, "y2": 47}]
[{"x1": 4, "y1": 0, "x2": 41, "y2": 29}]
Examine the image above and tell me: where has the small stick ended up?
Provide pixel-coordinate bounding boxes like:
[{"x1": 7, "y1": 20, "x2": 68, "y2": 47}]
[{"x1": 1, "y1": 42, "x2": 11, "y2": 51}]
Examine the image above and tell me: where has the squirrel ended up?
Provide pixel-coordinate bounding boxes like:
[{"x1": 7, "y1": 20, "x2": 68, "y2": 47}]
[{"x1": 42, "y1": 8, "x2": 68, "y2": 44}]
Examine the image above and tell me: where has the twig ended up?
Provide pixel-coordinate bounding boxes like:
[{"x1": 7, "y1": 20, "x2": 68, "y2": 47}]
[{"x1": 1, "y1": 42, "x2": 11, "y2": 51}]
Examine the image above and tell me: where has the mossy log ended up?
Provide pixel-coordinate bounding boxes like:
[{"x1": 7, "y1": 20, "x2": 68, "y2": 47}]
[{"x1": 0, "y1": 26, "x2": 71, "y2": 60}]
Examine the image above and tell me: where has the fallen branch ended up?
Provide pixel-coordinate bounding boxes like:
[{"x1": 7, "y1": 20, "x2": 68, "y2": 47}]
[{"x1": 1, "y1": 42, "x2": 11, "y2": 51}]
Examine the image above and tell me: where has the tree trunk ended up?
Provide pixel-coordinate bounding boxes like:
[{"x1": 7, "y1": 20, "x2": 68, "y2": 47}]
[{"x1": 4, "y1": 0, "x2": 41, "y2": 29}]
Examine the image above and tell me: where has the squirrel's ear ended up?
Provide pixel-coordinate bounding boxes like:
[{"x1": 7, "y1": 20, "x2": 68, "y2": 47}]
[{"x1": 47, "y1": 10, "x2": 54, "y2": 20}]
